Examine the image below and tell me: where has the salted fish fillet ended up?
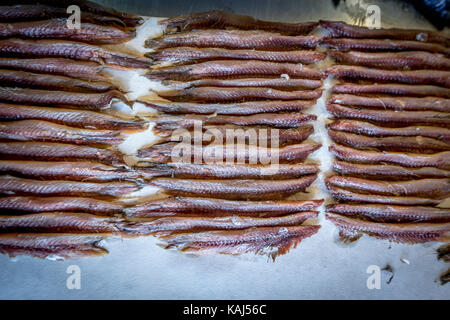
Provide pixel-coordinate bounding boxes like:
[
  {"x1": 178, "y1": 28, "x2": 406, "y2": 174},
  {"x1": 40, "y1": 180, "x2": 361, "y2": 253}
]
[
  {"x1": 326, "y1": 204, "x2": 450, "y2": 223},
  {"x1": 332, "y1": 83, "x2": 450, "y2": 98},
  {"x1": 147, "y1": 60, "x2": 324, "y2": 81},
  {"x1": 329, "y1": 95, "x2": 450, "y2": 112},
  {"x1": 326, "y1": 65, "x2": 450, "y2": 88},
  {"x1": 0, "y1": 142, "x2": 125, "y2": 165},
  {"x1": 0, "y1": 103, "x2": 146, "y2": 130},
  {"x1": 146, "y1": 29, "x2": 324, "y2": 50},
  {"x1": 328, "y1": 51, "x2": 450, "y2": 70},
  {"x1": 137, "y1": 162, "x2": 319, "y2": 179},
  {"x1": 326, "y1": 176, "x2": 450, "y2": 199},
  {"x1": 0, "y1": 4, "x2": 128, "y2": 27},
  {"x1": 161, "y1": 78, "x2": 323, "y2": 90},
  {"x1": 157, "y1": 125, "x2": 314, "y2": 147},
  {"x1": 332, "y1": 161, "x2": 450, "y2": 179},
  {"x1": 0, "y1": 160, "x2": 140, "y2": 182},
  {"x1": 326, "y1": 212, "x2": 450, "y2": 244},
  {"x1": 138, "y1": 142, "x2": 321, "y2": 164},
  {"x1": 0, "y1": 120, "x2": 123, "y2": 145},
  {"x1": 0, "y1": 57, "x2": 107, "y2": 82},
  {"x1": 0, "y1": 19, "x2": 134, "y2": 44},
  {"x1": 0, "y1": 87, "x2": 128, "y2": 110},
  {"x1": 152, "y1": 113, "x2": 316, "y2": 130},
  {"x1": 0, "y1": 212, "x2": 124, "y2": 233},
  {"x1": 0, "y1": 38, "x2": 150, "y2": 68},
  {"x1": 0, "y1": 175, "x2": 139, "y2": 197},
  {"x1": 326, "y1": 184, "x2": 442, "y2": 206},
  {"x1": 121, "y1": 212, "x2": 318, "y2": 234},
  {"x1": 156, "y1": 86, "x2": 323, "y2": 102},
  {"x1": 158, "y1": 225, "x2": 320, "y2": 260},
  {"x1": 328, "y1": 129, "x2": 450, "y2": 152},
  {"x1": 327, "y1": 104, "x2": 450, "y2": 125},
  {"x1": 0, "y1": 69, "x2": 116, "y2": 92},
  {"x1": 159, "y1": 10, "x2": 318, "y2": 35},
  {"x1": 1, "y1": 0, "x2": 144, "y2": 27},
  {"x1": 329, "y1": 144, "x2": 450, "y2": 169},
  {"x1": 323, "y1": 38, "x2": 450, "y2": 55},
  {"x1": 149, "y1": 175, "x2": 317, "y2": 200},
  {"x1": 142, "y1": 100, "x2": 315, "y2": 115},
  {"x1": 0, "y1": 233, "x2": 110, "y2": 260},
  {"x1": 0, "y1": 196, "x2": 124, "y2": 215},
  {"x1": 126, "y1": 197, "x2": 323, "y2": 217},
  {"x1": 328, "y1": 120, "x2": 450, "y2": 141},
  {"x1": 319, "y1": 20, "x2": 449, "y2": 45},
  {"x1": 146, "y1": 47, "x2": 326, "y2": 64}
]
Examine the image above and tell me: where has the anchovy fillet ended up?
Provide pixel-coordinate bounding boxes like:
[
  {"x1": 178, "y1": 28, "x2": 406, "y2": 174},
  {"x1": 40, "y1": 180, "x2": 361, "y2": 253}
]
[
  {"x1": 0, "y1": 212, "x2": 124, "y2": 233},
  {"x1": 157, "y1": 87, "x2": 323, "y2": 102},
  {"x1": 138, "y1": 162, "x2": 319, "y2": 179},
  {"x1": 330, "y1": 144, "x2": 450, "y2": 168},
  {"x1": 149, "y1": 175, "x2": 317, "y2": 200},
  {"x1": 147, "y1": 60, "x2": 324, "y2": 81},
  {"x1": 0, "y1": 175, "x2": 139, "y2": 197},
  {"x1": 0, "y1": 19, "x2": 134, "y2": 44},
  {"x1": 329, "y1": 120, "x2": 450, "y2": 141},
  {"x1": 326, "y1": 212, "x2": 450, "y2": 244},
  {"x1": 320, "y1": 20, "x2": 449, "y2": 44},
  {"x1": 332, "y1": 161, "x2": 450, "y2": 179},
  {"x1": 328, "y1": 129, "x2": 450, "y2": 152},
  {"x1": 0, "y1": 57, "x2": 106, "y2": 82},
  {"x1": 0, "y1": 160, "x2": 140, "y2": 182},
  {"x1": 146, "y1": 29, "x2": 324, "y2": 50},
  {"x1": 158, "y1": 125, "x2": 314, "y2": 147},
  {"x1": 158, "y1": 225, "x2": 320, "y2": 259},
  {"x1": 126, "y1": 197, "x2": 323, "y2": 217},
  {"x1": 0, "y1": 103, "x2": 146, "y2": 130},
  {"x1": 0, "y1": 233, "x2": 110, "y2": 260},
  {"x1": 138, "y1": 142, "x2": 321, "y2": 163},
  {"x1": 0, "y1": 4, "x2": 127, "y2": 27},
  {"x1": 161, "y1": 78, "x2": 323, "y2": 90},
  {"x1": 327, "y1": 65, "x2": 450, "y2": 87},
  {"x1": 0, "y1": 142, "x2": 125, "y2": 165},
  {"x1": 123, "y1": 212, "x2": 318, "y2": 234},
  {"x1": 327, "y1": 104, "x2": 450, "y2": 125},
  {"x1": 146, "y1": 47, "x2": 326, "y2": 64},
  {"x1": 160, "y1": 10, "x2": 318, "y2": 35},
  {"x1": 5, "y1": 0, "x2": 143, "y2": 27},
  {"x1": 328, "y1": 51, "x2": 450, "y2": 70},
  {"x1": 153, "y1": 113, "x2": 316, "y2": 130},
  {"x1": 326, "y1": 176, "x2": 450, "y2": 199},
  {"x1": 0, "y1": 69, "x2": 116, "y2": 92},
  {"x1": 326, "y1": 204, "x2": 450, "y2": 223},
  {"x1": 332, "y1": 83, "x2": 450, "y2": 98},
  {"x1": 0, "y1": 196, "x2": 124, "y2": 215},
  {"x1": 0, "y1": 39, "x2": 150, "y2": 68},
  {"x1": 329, "y1": 95, "x2": 450, "y2": 112},
  {"x1": 326, "y1": 184, "x2": 441, "y2": 205},
  {"x1": 0, "y1": 87, "x2": 128, "y2": 109},
  {"x1": 142, "y1": 100, "x2": 315, "y2": 115},
  {"x1": 323, "y1": 38, "x2": 450, "y2": 55},
  {"x1": 0, "y1": 120, "x2": 122, "y2": 145}
]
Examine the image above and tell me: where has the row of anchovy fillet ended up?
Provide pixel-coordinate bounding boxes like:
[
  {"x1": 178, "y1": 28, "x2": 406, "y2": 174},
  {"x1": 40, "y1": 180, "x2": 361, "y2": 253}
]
[
  {"x1": 0, "y1": 7, "x2": 448, "y2": 269},
  {"x1": 318, "y1": 16, "x2": 449, "y2": 284},
  {"x1": 0, "y1": 1, "x2": 155, "y2": 260}
]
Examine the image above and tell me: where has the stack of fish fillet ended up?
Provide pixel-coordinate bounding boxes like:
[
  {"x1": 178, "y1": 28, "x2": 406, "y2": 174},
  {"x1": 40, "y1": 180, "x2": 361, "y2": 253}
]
[
  {"x1": 320, "y1": 21, "x2": 450, "y2": 244},
  {"x1": 0, "y1": 1, "x2": 159, "y2": 259},
  {"x1": 136, "y1": 11, "x2": 326, "y2": 259},
  {"x1": 0, "y1": 5, "x2": 448, "y2": 262}
]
